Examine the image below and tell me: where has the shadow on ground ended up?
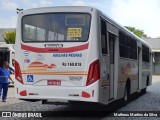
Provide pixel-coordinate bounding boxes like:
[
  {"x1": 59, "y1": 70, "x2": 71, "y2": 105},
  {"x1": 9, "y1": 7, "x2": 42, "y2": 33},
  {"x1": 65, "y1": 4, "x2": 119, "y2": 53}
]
[{"x1": 39, "y1": 92, "x2": 146, "y2": 117}]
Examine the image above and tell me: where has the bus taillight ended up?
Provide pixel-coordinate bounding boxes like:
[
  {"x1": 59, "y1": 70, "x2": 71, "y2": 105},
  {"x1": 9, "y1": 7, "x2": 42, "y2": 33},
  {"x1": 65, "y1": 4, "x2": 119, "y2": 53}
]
[
  {"x1": 15, "y1": 60, "x2": 24, "y2": 84},
  {"x1": 86, "y1": 59, "x2": 100, "y2": 86}
]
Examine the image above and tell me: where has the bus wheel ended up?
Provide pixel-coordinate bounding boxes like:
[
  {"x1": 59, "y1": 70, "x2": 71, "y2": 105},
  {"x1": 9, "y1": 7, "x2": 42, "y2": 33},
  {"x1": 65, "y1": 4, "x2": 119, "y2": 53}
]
[
  {"x1": 142, "y1": 88, "x2": 146, "y2": 93},
  {"x1": 124, "y1": 86, "x2": 129, "y2": 104},
  {"x1": 141, "y1": 76, "x2": 149, "y2": 94}
]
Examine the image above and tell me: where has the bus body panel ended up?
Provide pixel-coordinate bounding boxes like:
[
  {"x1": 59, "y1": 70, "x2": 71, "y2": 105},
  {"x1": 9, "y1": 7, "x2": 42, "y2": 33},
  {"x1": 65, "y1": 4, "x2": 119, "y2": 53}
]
[
  {"x1": 14, "y1": 79, "x2": 100, "y2": 102},
  {"x1": 20, "y1": 42, "x2": 89, "y2": 87},
  {"x1": 118, "y1": 59, "x2": 138, "y2": 95}
]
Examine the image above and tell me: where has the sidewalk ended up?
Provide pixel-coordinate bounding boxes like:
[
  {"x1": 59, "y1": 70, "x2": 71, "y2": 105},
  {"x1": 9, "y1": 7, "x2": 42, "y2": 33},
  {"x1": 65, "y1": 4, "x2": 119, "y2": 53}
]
[{"x1": 0, "y1": 87, "x2": 25, "y2": 107}]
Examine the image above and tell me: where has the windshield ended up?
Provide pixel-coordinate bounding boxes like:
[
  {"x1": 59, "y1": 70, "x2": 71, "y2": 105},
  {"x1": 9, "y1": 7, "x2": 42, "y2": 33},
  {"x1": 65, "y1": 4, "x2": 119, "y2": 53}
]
[{"x1": 22, "y1": 13, "x2": 91, "y2": 42}]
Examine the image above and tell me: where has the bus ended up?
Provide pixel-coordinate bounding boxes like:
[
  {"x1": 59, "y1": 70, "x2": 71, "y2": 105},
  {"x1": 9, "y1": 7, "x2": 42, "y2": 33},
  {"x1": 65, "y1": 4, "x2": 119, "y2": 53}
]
[
  {"x1": 15, "y1": 6, "x2": 152, "y2": 105},
  {"x1": 0, "y1": 44, "x2": 15, "y2": 84},
  {"x1": 0, "y1": 44, "x2": 14, "y2": 68}
]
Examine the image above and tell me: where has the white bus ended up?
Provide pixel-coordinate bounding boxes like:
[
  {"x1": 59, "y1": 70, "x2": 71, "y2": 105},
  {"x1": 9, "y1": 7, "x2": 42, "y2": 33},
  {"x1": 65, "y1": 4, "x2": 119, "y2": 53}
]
[
  {"x1": 0, "y1": 44, "x2": 15, "y2": 84},
  {"x1": 0, "y1": 44, "x2": 15, "y2": 70},
  {"x1": 15, "y1": 6, "x2": 152, "y2": 105}
]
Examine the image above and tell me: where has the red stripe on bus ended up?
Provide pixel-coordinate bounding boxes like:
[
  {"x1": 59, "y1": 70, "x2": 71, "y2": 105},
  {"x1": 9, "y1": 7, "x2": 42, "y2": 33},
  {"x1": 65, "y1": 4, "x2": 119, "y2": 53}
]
[{"x1": 21, "y1": 43, "x2": 89, "y2": 53}]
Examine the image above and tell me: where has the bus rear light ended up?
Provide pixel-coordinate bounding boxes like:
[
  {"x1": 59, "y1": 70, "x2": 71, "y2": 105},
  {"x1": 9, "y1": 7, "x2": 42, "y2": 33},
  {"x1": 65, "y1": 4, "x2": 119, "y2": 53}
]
[
  {"x1": 82, "y1": 91, "x2": 91, "y2": 98},
  {"x1": 19, "y1": 90, "x2": 27, "y2": 96},
  {"x1": 15, "y1": 60, "x2": 24, "y2": 84},
  {"x1": 86, "y1": 59, "x2": 100, "y2": 86}
]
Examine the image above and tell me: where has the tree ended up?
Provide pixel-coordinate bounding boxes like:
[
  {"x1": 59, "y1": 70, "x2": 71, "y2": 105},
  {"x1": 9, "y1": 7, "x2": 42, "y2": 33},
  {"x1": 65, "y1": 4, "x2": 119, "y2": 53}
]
[
  {"x1": 2, "y1": 31, "x2": 16, "y2": 44},
  {"x1": 125, "y1": 26, "x2": 147, "y2": 38}
]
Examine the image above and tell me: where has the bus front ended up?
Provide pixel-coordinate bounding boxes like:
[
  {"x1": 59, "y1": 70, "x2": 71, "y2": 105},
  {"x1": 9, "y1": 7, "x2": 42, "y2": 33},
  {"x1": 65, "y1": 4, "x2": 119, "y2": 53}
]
[{"x1": 15, "y1": 7, "x2": 100, "y2": 103}]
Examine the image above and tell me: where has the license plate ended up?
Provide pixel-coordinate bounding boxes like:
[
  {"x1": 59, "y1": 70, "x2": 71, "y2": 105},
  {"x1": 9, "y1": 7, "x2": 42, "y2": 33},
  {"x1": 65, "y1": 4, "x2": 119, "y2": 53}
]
[{"x1": 47, "y1": 80, "x2": 61, "y2": 86}]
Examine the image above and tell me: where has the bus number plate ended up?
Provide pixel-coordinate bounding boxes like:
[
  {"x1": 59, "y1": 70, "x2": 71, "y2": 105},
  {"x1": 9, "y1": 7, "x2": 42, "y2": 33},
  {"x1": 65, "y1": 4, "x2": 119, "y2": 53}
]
[{"x1": 47, "y1": 80, "x2": 61, "y2": 86}]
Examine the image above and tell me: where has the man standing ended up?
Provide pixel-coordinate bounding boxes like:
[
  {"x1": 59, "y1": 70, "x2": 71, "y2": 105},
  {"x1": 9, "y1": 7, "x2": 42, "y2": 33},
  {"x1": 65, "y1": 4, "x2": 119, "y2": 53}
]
[{"x1": 0, "y1": 61, "x2": 14, "y2": 102}]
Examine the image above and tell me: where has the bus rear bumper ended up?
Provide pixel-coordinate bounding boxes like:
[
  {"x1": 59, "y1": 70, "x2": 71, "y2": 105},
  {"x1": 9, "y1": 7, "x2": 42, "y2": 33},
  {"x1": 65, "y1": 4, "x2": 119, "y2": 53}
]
[{"x1": 14, "y1": 81, "x2": 100, "y2": 103}]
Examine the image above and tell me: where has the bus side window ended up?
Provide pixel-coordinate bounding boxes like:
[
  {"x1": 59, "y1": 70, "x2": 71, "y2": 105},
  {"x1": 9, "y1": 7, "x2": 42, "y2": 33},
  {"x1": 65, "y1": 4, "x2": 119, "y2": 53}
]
[
  {"x1": 100, "y1": 18, "x2": 108, "y2": 54},
  {"x1": 119, "y1": 31, "x2": 125, "y2": 58},
  {"x1": 142, "y1": 45, "x2": 149, "y2": 63}
]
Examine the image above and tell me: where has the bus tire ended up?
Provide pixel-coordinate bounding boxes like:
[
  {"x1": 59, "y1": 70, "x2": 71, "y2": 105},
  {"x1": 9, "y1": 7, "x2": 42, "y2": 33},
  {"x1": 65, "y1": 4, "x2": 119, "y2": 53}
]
[
  {"x1": 123, "y1": 85, "x2": 129, "y2": 104},
  {"x1": 146, "y1": 76, "x2": 149, "y2": 86},
  {"x1": 142, "y1": 88, "x2": 146, "y2": 93},
  {"x1": 141, "y1": 76, "x2": 149, "y2": 94}
]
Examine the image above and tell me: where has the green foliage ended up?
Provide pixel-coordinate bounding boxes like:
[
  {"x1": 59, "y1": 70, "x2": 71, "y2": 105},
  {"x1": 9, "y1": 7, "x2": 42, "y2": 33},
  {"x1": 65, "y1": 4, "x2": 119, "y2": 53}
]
[
  {"x1": 125, "y1": 26, "x2": 147, "y2": 38},
  {"x1": 3, "y1": 31, "x2": 16, "y2": 44}
]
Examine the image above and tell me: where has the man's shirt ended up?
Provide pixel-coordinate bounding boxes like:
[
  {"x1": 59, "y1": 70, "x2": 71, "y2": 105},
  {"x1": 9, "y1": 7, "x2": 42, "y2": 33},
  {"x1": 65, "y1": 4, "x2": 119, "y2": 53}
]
[{"x1": 0, "y1": 67, "x2": 10, "y2": 83}]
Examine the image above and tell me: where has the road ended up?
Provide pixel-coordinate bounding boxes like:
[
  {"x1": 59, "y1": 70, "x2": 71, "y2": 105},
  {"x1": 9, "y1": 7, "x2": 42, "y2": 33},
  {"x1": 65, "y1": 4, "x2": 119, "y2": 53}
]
[{"x1": 0, "y1": 76, "x2": 160, "y2": 120}]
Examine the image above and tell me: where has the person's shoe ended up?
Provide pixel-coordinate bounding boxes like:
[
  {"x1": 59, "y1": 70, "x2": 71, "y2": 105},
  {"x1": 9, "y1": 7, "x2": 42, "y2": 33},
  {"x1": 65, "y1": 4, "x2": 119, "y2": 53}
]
[{"x1": 2, "y1": 99, "x2": 6, "y2": 102}]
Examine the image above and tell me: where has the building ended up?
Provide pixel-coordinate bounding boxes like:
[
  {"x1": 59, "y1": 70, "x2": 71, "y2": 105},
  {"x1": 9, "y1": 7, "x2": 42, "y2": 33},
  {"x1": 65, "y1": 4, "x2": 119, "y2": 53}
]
[
  {"x1": 0, "y1": 28, "x2": 16, "y2": 43},
  {"x1": 144, "y1": 38, "x2": 160, "y2": 75}
]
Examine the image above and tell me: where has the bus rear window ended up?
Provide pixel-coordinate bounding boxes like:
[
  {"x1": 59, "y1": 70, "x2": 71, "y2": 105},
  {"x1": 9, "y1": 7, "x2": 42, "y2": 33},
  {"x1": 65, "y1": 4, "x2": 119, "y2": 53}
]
[{"x1": 22, "y1": 13, "x2": 91, "y2": 42}]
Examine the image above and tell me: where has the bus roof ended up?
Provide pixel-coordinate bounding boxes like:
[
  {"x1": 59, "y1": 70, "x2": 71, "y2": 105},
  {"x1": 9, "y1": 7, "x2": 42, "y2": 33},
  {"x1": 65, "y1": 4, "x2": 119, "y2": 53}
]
[{"x1": 21, "y1": 6, "x2": 94, "y2": 15}]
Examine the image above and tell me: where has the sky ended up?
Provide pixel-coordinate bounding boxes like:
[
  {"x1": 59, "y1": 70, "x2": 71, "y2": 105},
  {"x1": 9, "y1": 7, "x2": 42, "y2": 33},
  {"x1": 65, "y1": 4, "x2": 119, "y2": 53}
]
[{"x1": 0, "y1": 0, "x2": 160, "y2": 38}]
